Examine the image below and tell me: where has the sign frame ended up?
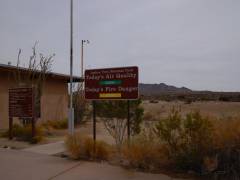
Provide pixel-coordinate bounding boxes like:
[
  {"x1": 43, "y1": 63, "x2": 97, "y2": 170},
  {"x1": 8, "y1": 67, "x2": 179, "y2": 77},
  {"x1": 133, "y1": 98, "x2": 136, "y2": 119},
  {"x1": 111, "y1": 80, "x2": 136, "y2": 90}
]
[
  {"x1": 84, "y1": 66, "x2": 139, "y2": 146},
  {"x1": 8, "y1": 87, "x2": 36, "y2": 139},
  {"x1": 9, "y1": 87, "x2": 35, "y2": 118},
  {"x1": 84, "y1": 66, "x2": 139, "y2": 100}
]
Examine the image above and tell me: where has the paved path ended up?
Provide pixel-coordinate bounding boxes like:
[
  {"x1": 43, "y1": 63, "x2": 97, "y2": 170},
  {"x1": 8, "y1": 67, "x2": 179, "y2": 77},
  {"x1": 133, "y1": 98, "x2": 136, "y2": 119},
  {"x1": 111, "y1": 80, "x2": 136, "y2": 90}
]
[
  {"x1": 0, "y1": 148, "x2": 78, "y2": 180},
  {"x1": 0, "y1": 148, "x2": 187, "y2": 180},
  {"x1": 22, "y1": 141, "x2": 65, "y2": 155}
]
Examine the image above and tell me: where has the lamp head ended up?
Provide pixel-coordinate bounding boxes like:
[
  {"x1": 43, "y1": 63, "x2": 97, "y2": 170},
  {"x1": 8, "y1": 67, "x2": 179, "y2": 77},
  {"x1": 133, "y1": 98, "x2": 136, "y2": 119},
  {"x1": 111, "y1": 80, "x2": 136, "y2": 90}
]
[{"x1": 83, "y1": 40, "x2": 90, "y2": 44}]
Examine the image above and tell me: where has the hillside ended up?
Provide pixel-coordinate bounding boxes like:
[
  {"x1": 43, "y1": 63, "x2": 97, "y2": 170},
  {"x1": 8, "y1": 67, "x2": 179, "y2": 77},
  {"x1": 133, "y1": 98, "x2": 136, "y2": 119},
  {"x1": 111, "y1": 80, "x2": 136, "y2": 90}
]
[
  {"x1": 139, "y1": 83, "x2": 192, "y2": 95},
  {"x1": 139, "y1": 83, "x2": 240, "y2": 102}
]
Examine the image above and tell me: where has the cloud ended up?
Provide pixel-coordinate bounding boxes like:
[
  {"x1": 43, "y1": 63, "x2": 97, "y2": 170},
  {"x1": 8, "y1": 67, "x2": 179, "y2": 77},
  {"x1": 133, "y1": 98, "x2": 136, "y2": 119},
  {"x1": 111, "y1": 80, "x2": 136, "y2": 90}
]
[{"x1": 0, "y1": 0, "x2": 239, "y2": 91}]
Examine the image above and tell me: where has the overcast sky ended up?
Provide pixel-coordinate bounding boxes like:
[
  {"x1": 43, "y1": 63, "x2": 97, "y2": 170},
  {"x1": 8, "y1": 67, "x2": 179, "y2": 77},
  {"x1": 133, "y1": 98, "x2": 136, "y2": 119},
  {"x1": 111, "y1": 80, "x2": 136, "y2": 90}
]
[{"x1": 0, "y1": 0, "x2": 239, "y2": 91}]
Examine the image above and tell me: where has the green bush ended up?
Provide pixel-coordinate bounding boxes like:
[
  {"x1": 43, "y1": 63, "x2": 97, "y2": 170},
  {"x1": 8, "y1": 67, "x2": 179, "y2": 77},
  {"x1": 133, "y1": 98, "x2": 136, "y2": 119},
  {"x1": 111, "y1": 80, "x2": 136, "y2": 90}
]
[
  {"x1": 41, "y1": 119, "x2": 68, "y2": 129},
  {"x1": 154, "y1": 108, "x2": 214, "y2": 173},
  {"x1": 2, "y1": 124, "x2": 43, "y2": 143},
  {"x1": 96, "y1": 99, "x2": 144, "y2": 136},
  {"x1": 180, "y1": 111, "x2": 213, "y2": 170},
  {"x1": 95, "y1": 100, "x2": 144, "y2": 149}
]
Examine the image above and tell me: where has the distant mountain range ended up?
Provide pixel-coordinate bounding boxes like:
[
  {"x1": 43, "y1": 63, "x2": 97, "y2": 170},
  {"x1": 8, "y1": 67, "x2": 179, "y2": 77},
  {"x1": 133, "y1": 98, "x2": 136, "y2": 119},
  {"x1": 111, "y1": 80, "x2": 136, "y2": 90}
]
[
  {"x1": 139, "y1": 83, "x2": 240, "y2": 102},
  {"x1": 139, "y1": 83, "x2": 192, "y2": 95}
]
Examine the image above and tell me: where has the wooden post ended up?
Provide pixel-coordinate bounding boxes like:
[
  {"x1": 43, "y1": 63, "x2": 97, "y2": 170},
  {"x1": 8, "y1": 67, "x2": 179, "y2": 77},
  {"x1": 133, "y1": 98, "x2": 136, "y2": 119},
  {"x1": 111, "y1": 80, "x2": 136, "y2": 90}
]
[
  {"x1": 92, "y1": 100, "x2": 96, "y2": 152},
  {"x1": 9, "y1": 117, "x2": 13, "y2": 140},
  {"x1": 32, "y1": 87, "x2": 35, "y2": 138},
  {"x1": 32, "y1": 118, "x2": 35, "y2": 138},
  {"x1": 127, "y1": 100, "x2": 130, "y2": 141}
]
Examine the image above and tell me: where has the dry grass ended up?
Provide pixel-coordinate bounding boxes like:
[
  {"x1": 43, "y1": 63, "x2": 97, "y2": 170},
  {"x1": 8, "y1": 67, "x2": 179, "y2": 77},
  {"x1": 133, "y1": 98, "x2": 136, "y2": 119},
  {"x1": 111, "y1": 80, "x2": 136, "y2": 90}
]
[
  {"x1": 41, "y1": 119, "x2": 68, "y2": 129},
  {"x1": 1, "y1": 124, "x2": 44, "y2": 144},
  {"x1": 124, "y1": 109, "x2": 240, "y2": 176},
  {"x1": 66, "y1": 103, "x2": 240, "y2": 177},
  {"x1": 213, "y1": 118, "x2": 240, "y2": 149},
  {"x1": 143, "y1": 112, "x2": 158, "y2": 121},
  {"x1": 65, "y1": 133, "x2": 111, "y2": 160},
  {"x1": 142, "y1": 100, "x2": 240, "y2": 120},
  {"x1": 122, "y1": 137, "x2": 169, "y2": 170}
]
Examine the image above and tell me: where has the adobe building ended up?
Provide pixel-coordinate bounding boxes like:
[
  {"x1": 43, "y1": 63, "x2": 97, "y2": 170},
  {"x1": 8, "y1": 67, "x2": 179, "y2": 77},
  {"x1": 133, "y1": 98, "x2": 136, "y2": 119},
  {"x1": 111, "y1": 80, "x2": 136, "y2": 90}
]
[{"x1": 0, "y1": 63, "x2": 81, "y2": 129}]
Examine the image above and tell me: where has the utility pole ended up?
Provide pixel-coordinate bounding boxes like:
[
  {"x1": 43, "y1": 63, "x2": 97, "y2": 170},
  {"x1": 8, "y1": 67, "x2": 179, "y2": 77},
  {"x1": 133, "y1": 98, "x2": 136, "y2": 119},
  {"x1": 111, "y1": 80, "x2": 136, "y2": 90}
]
[{"x1": 69, "y1": 0, "x2": 74, "y2": 135}]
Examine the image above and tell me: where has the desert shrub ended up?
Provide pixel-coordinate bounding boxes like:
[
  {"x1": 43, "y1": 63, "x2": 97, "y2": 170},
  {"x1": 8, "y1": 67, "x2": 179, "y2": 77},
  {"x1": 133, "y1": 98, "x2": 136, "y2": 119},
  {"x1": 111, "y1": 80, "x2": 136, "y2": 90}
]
[
  {"x1": 213, "y1": 118, "x2": 240, "y2": 149},
  {"x1": 154, "y1": 108, "x2": 214, "y2": 173},
  {"x1": 178, "y1": 112, "x2": 214, "y2": 171},
  {"x1": 184, "y1": 98, "x2": 193, "y2": 104},
  {"x1": 73, "y1": 90, "x2": 90, "y2": 124},
  {"x1": 122, "y1": 128, "x2": 169, "y2": 170},
  {"x1": 143, "y1": 112, "x2": 158, "y2": 121},
  {"x1": 42, "y1": 119, "x2": 68, "y2": 129},
  {"x1": 210, "y1": 118, "x2": 240, "y2": 178},
  {"x1": 219, "y1": 96, "x2": 231, "y2": 102},
  {"x1": 130, "y1": 100, "x2": 145, "y2": 135},
  {"x1": 149, "y1": 100, "x2": 158, "y2": 103},
  {"x1": 154, "y1": 108, "x2": 183, "y2": 154},
  {"x1": 96, "y1": 100, "x2": 144, "y2": 149},
  {"x1": 2, "y1": 124, "x2": 43, "y2": 143},
  {"x1": 30, "y1": 136, "x2": 43, "y2": 144},
  {"x1": 97, "y1": 100, "x2": 144, "y2": 135},
  {"x1": 65, "y1": 133, "x2": 110, "y2": 160}
]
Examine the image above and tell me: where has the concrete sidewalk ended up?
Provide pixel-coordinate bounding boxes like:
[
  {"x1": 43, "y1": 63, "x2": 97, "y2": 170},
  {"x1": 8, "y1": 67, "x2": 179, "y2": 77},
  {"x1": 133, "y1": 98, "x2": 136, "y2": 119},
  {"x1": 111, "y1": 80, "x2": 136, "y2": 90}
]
[
  {"x1": 22, "y1": 141, "x2": 65, "y2": 155},
  {"x1": 0, "y1": 148, "x2": 187, "y2": 180},
  {"x1": 0, "y1": 148, "x2": 78, "y2": 180}
]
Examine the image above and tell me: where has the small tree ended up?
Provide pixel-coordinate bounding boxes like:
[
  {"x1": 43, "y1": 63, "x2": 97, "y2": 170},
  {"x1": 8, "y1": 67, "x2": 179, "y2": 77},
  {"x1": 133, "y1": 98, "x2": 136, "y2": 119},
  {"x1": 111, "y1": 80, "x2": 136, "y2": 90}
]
[
  {"x1": 12, "y1": 42, "x2": 54, "y2": 120},
  {"x1": 129, "y1": 99, "x2": 144, "y2": 136},
  {"x1": 96, "y1": 100, "x2": 144, "y2": 149},
  {"x1": 73, "y1": 83, "x2": 90, "y2": 124},
  {"x1": 154, "y1": 108, "x2": 214, "y2": 172}
]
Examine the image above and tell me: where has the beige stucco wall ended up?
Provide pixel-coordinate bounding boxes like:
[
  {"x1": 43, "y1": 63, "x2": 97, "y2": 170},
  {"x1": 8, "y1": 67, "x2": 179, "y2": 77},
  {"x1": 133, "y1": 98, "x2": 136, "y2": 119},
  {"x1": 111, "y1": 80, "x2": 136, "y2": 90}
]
[
  {"x1": 41, "y1": 78, "x2": 68, "y2": 122},
  {"x1": 0, "y1": 72, "x2": 12, "y2": 129},
  {"x1": 0, "y1": 71, "x2": 69, "y2": 130}
]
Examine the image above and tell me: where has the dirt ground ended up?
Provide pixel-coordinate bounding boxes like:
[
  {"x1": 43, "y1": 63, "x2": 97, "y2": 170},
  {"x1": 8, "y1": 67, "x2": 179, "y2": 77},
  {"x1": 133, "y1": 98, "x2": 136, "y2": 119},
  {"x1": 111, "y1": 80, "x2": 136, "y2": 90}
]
[{"x1": 142, "y1": 100, "x2": 240, "y2": 120}]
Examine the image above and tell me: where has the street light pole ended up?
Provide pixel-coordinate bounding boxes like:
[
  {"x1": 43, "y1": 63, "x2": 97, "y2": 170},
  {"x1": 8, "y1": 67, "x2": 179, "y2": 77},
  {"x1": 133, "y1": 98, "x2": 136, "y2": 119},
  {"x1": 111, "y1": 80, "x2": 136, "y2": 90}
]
[
  {"x1": 81, "y1": 40, "x2": 89, "y2": 78},
  {"x1": 81, "y1": 40, "x2": 84, "y2": 78},
  {"x1": 69, "y1": 0, "x2": 74, "y2": 135},
  {"x1": 79, "y1": 40, "x2": 89, "y2": 100}
]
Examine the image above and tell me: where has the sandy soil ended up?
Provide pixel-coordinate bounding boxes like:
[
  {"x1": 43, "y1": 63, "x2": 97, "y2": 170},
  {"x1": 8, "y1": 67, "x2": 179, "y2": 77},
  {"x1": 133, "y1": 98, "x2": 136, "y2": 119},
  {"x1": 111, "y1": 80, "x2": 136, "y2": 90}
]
[{"x1": 143, "y1": 100, "x2": 240, "y2": 119}]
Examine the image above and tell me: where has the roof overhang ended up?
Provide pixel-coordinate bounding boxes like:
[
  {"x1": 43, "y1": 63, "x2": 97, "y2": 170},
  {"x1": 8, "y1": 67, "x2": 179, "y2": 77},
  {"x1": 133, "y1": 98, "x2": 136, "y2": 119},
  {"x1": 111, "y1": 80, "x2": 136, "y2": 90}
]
[{"x1": 0, "y1": 63, "x2": 83, "y2": 83}]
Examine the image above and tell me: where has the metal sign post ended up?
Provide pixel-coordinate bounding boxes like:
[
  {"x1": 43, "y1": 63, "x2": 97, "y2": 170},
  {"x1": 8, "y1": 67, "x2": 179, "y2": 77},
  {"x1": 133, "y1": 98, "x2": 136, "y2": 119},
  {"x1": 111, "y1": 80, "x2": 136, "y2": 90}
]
[
  {"x1": 69, "y1": 0, "x2": 74, "y2": 135},
  {"x1": 127, "y1": 100, "x2": 130, "y2": 141},
  {"x1": 92, "y1": 100, "x2": 96, "y2": 152},
  {"x1": 9, "y1": 117, "x2": 13, "y2": 140}
]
